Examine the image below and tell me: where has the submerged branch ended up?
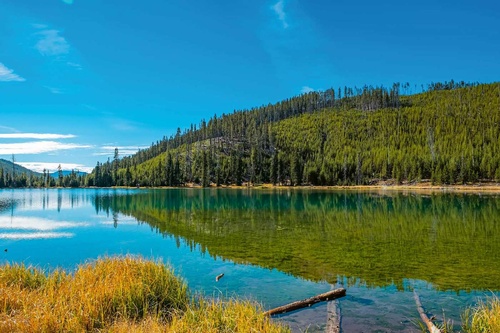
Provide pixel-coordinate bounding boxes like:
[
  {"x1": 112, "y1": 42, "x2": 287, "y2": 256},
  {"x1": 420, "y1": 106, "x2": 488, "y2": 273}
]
[
  {"x1": 326, "y1": 298, "x2": 342, "y2": 333},
  {"x1": 413, "y1": 290, "x2": 441, "y2": 333}
]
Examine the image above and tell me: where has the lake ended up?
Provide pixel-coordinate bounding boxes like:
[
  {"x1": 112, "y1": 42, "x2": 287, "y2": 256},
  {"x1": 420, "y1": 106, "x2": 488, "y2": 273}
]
[{"x1": 0, "y1": 188, "x2": 499, "y2": 332}]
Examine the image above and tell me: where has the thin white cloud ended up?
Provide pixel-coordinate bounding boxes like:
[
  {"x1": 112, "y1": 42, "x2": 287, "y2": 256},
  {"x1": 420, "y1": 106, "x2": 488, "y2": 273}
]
[
  {"x1": 67, "y1": 62, "x2": 82, "y2": 70},
  {"x1": 100, "y1": 112, "x2": 141, "y2": 132},
  {"x1": 101, "y1": 145, "x2": 149, "y2": 150},
  {"x1": 111, "y1": 120, "x2": 139, "y2": 131},
  {"x1": 32, "y1": 25, "x2": 82, "y2": 71},
  {"x1": 35, "y1": 29, "x2": 70, "y2": 56},
  {"x1": 100, "y1": 216, "x2": 139, "y2": 226},
  {"x1": 0, "y1": 215, "x2": 87, "y2": 239},
  {"x1": 17, "y1": 162, "x2": 93, "y2": 173},
  {"x1": 94, "y1": 145, "x2": 149, "y2": 157},
  {"x1": 0, "y1": 63, "x2": 26, "y2": 82},
  {"x1": 0, "y1": 141, "x2": 91, "y2": 155},
  {"x1": 0, "y1": 216, "x2": 87, "y2": 231},
  {"x1": 301, "y1": 86, "x2": 315, "y2": 94},
  {"x1": 0, "y1": 232, "x2": 74, "y2": 240},
  {"x1": 0, "y1": 126, "x2": 18, "y2": 132},
  {"x1": 32, "y1": 24, "x2": 48, "y2": 29},
  {"x1": 82, "y1": 104, "x2": 97, "y2": 111},
  {"x1": 272, "y1": 0, "x2": 289, "y2": 29},
  {"x1": 44, "y1": 86, "x2": 64, "y2": 94},
  {"x1": 0, "y1": 133, "x2": 75, "y2": 139}
]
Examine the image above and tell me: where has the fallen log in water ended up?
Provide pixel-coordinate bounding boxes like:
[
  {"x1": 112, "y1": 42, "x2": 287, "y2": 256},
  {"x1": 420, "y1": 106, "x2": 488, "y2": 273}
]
[
  {"x1": 326, "y1": 284, "x2": 342, "y2": 333},
  {"x1": 264, "y1": 288, "x2": 346, "y2": 316},
  {"x1": 326, "y1": 298, "x2": 341, "y2": 333},
  {"x1": 413, "y1": 290, "x2": 441, "y2": 333}
]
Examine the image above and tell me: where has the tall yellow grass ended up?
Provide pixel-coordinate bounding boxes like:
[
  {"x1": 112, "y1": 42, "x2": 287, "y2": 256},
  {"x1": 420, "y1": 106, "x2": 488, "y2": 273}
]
[
  {"x1": 462, "y1": 295, "x2": 500, "y2": 333},
  {"x1": 0, "y1": 256, "x2": 289, "y2": 333}
]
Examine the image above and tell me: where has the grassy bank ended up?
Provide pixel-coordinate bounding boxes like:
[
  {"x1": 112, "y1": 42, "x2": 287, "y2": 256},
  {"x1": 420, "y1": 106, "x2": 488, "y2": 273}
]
[
  {"x1": 462, "y1": 295, "x2": 500, "y2": 333},
  {"x1": 1, "y1": 256, "x2": 498, "y2": 332},
  {"x1": 115, "y1": 181, "x2": 500, "y2": 194},
  {"x1": 0, "y1": 256, "x2": 289, "y2": 333}
]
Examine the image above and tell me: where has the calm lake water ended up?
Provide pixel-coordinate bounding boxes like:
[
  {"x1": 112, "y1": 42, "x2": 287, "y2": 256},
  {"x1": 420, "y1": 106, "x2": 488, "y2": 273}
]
[{"x1": 0, "y1": 188, "x2": 499, "y2": 332}]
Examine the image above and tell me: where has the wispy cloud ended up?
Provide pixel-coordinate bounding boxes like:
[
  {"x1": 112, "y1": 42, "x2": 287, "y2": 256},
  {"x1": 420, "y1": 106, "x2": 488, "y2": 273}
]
[
  {"x1": 111, "y1": 119, "x2": 139, "y2": 132},
  {"x1": 0, "y1": 141, "x2": 91, "y2": 155},
  {"x1": 0, "y1": 126, "x2": 18, "y2": 133},
  {"x1": 67, "y1": 62, "x2": 82, "y2": 70},
  {"x1": 62, "y1": 0, "x2": 74, "y2": 4},
  {"x1": 0, "y1": 216, "x2": 87, "y2": 231},
  {"x1": 0, "y1": 215, "x2": 88, "y2": 240},
  {"x1": 44, "y1": 86, "x2": 64, "y2": 94},
  {"x1": 0, "y1": 232, "x2": 74, "y2": 240},
  {"x1": 32, "y1": 25, "x2": 83, "y2": 72},
  {"x1": 262, "y1": 2, "x2": 336, "y2": 93},
  {"x1": 0, "y1": 63, "x2": 25, "y2": 82},
  {"x1": 17, "y1": 162, "x2": 93, "y2": 173},
  {"x1": 0, "y1": 133, "x2": 75, "y2": 139},
  {"x1": 32, "y1": 24, "x2": 48, "y2": 29},
  {"x1": 35, "y1": 29, "x2": 70, "y2": 56},
  {"x1": 93, "y1": 145, "x2": 149, "y2": 157},
  {"x1": 301, "y1": 86, "x2": 315, "y2": 94},
  {"x1": 82, "y1": 104, "x2": 98, "y2": 111},
  {"x1": 101, "y1": 113, "x2": 141, "y2": 132},
  {"x1": 272, "y1": 0, "x2": 289, "y2": 29}
]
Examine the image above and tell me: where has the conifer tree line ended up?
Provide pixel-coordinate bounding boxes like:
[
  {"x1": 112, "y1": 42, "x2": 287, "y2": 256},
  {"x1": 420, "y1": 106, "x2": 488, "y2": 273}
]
[
  {"x1": 83, "y1": 80, "x2": 499, "y2": 187},
  {"x1": 0, "y1": 167, "x2": 85, "y2": 188},
  {"x1": 2, "y1": 80, "x2": 497, "y2": 188}
]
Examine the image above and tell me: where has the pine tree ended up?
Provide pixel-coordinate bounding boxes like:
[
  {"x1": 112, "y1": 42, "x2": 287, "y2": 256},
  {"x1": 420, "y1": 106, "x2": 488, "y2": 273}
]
[
  {"x1": 0, "y1": 168, "x2": 4, "y2": 188},
  {"x1": 113, "y1": 148, "x2": 119, "y2": 185},
  {"x1": 58, "y1": 164, "x2": 63, "y2": 187}
]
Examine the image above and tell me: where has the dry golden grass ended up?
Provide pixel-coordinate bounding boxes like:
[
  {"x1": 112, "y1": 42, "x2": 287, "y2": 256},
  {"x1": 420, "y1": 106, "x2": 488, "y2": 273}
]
[
  {"x1": 166, "y1": 298, "x2": 288, "y2": 333},
  {"x1": 0, "y1": 256, "x2": 289, "y2": 333},
  {"x1": 462, "y1": 295, "x2": 500, "y2": 333},
  {"x1": 109, "y1": 299, "x2": 288, "y2": 333}
]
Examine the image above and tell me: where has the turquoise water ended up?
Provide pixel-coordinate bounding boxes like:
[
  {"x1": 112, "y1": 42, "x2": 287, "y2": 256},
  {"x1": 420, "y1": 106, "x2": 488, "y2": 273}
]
[{"x1": 0, "y1": 188, "x2": 498, "y2": 332}]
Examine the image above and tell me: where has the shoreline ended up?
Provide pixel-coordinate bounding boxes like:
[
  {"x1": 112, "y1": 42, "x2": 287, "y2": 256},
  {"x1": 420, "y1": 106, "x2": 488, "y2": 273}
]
[
  {"x1": 113, "y1": 180, "x2": 500, "y2": 194},
  {"x1": 5, "y1": 181, "x2": 500, "y2": 194}
]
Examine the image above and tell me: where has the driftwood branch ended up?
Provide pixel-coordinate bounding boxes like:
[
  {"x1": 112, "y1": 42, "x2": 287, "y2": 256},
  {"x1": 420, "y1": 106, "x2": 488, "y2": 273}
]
[
  {"x1": 413, "y1": 290, "x2": 441, "y2": 333},
  {"x1": 264, "y1": 288, "x2": 346, "y2": 316}
]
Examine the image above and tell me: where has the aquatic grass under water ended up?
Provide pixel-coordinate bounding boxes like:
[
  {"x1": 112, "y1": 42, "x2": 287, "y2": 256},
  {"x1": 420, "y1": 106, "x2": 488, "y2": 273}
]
[
  {"x1": 123, "y1": 192, "x2": 500, "y2": 291},
  {"x1": 0, "y1": 256, "x2": 289, "y2": 332}
]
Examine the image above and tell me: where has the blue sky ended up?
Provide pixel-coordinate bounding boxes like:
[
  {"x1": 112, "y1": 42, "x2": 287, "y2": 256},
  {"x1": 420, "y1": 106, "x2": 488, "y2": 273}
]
[{"x1": 1, "y1": 0, "x2": 499, "y2": 173}]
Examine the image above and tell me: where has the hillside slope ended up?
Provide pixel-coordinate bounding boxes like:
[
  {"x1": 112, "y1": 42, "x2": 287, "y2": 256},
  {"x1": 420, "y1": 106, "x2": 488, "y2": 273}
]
[
  {"x1": 0, "y1": 159, "x2": 41, "y2": 177},
  {"x1": 89, "y1": 82, "x2": 500, "y2": 187}
]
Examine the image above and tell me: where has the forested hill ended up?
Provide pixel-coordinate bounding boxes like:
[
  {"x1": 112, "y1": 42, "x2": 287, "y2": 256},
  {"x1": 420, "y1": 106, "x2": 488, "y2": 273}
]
[
  {"x1": 88, "y1": 81, "x2": 500, "y2": 187},
  {"x1": 0, "y1": 159, "x2": 41, "y2": 177},
  {"x1": 0, "y1": 159, "x2": 86, "y2": 188}
]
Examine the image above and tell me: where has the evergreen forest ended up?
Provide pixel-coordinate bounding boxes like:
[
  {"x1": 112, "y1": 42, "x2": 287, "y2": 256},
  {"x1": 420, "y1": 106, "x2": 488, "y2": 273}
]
[{"x1": 1, "y1": 80, "x2": 499, "y2": 188}]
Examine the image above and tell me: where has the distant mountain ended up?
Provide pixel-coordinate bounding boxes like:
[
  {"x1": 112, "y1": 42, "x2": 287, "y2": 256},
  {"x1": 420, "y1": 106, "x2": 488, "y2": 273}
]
[
  {"x1": 0, "y1": 159, "x2": 42, "y2": 176},
  {"x1": 0, "y1": 159, "x2": 87, "y2": 178},
  {"x1": 50, "y1": 170, "x2": 88, "y2": 178}
]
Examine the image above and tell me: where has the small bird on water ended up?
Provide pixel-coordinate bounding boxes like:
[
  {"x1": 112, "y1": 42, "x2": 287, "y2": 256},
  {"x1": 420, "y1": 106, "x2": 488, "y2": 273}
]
[{"x1": 216, "y1": 273, "x2": 224, "y2": 282}]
